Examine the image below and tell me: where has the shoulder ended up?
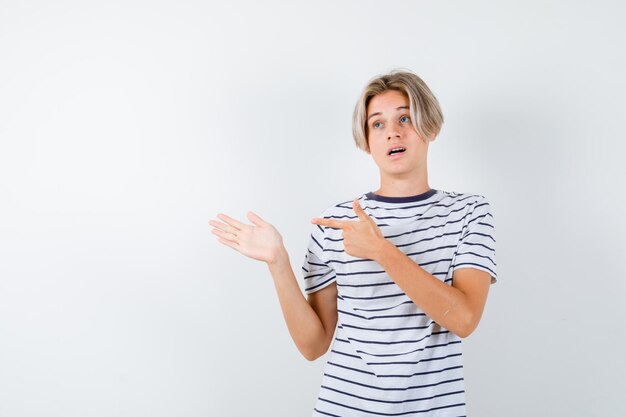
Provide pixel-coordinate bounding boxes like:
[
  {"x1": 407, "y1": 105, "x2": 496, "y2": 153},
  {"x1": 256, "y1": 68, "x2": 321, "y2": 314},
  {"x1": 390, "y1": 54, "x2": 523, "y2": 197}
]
[{"x1": 437, "y1": 189, "x2": 491, "y2": 207}]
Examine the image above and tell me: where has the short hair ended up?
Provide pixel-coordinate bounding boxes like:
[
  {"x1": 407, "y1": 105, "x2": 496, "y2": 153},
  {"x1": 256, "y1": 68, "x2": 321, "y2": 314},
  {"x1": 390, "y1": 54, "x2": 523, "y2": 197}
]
[{"x1": 352, "y1": 69, "x2": 444, "y2": 152}]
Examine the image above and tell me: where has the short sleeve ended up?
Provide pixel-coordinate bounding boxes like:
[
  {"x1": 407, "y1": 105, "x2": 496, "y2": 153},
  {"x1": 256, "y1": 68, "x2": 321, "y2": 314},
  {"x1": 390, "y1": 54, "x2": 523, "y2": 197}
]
[
  {"x1": 301, "y1": 221, "x2": 336, "y2": 294},
  {"x1": 452, "y1": 196, "x2": 498, "y2": 283}
]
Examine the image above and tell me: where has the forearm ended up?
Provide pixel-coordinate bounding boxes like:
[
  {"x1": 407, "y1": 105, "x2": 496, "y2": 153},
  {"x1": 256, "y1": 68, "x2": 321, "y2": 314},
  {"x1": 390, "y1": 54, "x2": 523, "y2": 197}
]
[
  {"x1": 373, "y1": 240, "x2": 475, "y2": 337},
  {"x1": 267, "y1": 249, "x2": 331, "y2": 360}
]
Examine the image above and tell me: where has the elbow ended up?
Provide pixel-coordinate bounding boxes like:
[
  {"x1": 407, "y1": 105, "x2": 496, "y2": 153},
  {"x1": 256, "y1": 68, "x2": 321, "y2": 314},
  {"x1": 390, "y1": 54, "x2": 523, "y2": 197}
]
[
  {"x1": 299, "y1": 340, "x2": 330, "y2": 361},
  {"x1": 303, "y1": 351, "x2": 322, "y2": 362},
  {"x1": 453, "y1": 314, "x2": 480, "y2": 339},
  {"x1": 301, "y1": 347, "x2": 325, "y2": 362},
  {"x1": 455, "y1": 326, "x2": 474, "y2": 339}
]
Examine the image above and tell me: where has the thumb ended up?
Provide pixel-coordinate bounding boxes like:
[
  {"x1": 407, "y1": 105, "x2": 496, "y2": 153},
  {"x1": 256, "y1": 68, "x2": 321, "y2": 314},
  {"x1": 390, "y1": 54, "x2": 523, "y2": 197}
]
[
  {"x1": 353, "y1": 198, "x2": 370, "y2": 222},
  {"x1": 247, "y1": 211, "x2": 266, "y2": 227}
]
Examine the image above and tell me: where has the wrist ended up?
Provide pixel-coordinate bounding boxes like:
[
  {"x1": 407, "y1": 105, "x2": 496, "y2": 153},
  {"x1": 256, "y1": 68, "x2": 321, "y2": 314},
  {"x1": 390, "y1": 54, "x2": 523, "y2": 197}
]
[
  {"x1": 372, "y1": 237, "x2": 393, "y2": 263},
  {"x1": 267, "y1": 246, "x2": 289, "y2": 267}
]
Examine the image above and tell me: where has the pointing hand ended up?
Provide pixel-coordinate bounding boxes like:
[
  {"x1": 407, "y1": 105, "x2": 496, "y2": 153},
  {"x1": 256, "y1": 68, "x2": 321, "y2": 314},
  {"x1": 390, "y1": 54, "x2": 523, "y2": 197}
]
[{"x1": 311, "y1": 198, "x2": 387, "y2": 261}]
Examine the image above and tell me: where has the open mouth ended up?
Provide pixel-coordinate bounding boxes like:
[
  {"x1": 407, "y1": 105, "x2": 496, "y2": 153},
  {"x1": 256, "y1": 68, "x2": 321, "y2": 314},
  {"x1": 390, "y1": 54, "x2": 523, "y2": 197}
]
[{"x1": 388, "y1": 147, "x2": 406, "y2": 156}]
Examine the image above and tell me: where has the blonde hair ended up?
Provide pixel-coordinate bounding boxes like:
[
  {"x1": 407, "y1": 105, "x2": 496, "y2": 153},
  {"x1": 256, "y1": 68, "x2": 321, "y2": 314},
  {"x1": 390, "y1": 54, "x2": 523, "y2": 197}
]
[{"x1": 352, "y1": 69, "x2": 444, "y2": 152}]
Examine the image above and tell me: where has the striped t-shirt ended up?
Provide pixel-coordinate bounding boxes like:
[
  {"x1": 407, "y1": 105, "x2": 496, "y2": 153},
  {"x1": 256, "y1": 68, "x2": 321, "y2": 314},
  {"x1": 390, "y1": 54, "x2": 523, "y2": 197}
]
[{"x1": 301, "y1": 188, "x2": 497, "y2": 417}]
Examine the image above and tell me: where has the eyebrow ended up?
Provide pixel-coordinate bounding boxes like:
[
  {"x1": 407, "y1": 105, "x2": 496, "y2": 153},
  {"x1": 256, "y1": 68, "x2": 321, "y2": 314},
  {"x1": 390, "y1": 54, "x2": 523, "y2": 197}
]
[{"x1": 367, "y1": 106, "x2": 410, "y2": 121}]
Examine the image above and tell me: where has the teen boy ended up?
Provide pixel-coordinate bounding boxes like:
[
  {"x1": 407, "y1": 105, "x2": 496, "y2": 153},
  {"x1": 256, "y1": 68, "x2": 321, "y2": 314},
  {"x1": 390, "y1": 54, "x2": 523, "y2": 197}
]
[{"x1": 209, "y1": 69, "x2": 497, "y2": 416}]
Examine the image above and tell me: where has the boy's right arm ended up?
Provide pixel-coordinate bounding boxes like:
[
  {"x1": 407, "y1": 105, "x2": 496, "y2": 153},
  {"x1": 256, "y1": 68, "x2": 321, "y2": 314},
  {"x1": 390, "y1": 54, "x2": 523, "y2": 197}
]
[
  {"x1": 209, "y1": 211, "x2": 337, "y2": 361},
  {"x1": 268, "y1": 249, "x2": 337, "y2": 361}
]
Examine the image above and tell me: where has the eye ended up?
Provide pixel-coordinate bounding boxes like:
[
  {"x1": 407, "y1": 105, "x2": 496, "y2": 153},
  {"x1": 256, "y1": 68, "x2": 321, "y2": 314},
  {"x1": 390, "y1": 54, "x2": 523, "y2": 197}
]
[
  {"x1": 372, "y1": 121, "x2": 383, "y2": 129},
  {"x1": 400, "y1": 115, "x2": 410, "y2": 124}
]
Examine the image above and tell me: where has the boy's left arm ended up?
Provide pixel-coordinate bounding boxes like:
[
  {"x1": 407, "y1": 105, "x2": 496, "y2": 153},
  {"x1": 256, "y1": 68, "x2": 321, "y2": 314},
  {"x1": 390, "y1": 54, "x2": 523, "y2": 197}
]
[
  {"x1": 312, "y1": 198, "x2": 491, "y2": 338},
  {"x1": 374, "y1": 240, "x2": 491, "y2": 338}
]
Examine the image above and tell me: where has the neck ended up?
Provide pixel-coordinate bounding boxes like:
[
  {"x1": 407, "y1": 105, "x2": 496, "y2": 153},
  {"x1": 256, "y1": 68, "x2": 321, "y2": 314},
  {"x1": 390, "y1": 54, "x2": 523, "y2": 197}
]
[{"x1": 374, "y1": 168, "x2": 430, "y2": 198}]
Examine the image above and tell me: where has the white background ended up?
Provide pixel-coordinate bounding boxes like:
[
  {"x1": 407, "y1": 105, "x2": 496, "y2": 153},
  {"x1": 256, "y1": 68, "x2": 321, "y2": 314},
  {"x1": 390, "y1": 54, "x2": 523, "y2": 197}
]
[{"x1": 1, "y1": 1, "x2": 625, "y2": 416}]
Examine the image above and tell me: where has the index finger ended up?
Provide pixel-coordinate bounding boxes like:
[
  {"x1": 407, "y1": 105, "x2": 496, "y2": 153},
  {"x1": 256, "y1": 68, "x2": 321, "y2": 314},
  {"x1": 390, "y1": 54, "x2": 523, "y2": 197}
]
[
  {"x1": 217, "y1": 213, "x2": 247, "y2": 229},
  {"x1": 312, "y1": 217, "x2": 348, "y2": 229}
]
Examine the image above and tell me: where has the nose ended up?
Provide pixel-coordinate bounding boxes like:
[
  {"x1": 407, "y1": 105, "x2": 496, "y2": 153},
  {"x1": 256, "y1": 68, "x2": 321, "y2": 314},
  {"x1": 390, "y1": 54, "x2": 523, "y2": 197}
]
[{"x1": 386, "y1": 124, "x2": 401, "y2": 140}]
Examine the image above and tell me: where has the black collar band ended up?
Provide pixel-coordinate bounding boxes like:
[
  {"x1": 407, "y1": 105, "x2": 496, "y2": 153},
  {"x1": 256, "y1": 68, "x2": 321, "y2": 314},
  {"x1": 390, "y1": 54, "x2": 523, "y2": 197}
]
[{"x1": 365, "y1": 189, "x2": 437, "y2": 203}]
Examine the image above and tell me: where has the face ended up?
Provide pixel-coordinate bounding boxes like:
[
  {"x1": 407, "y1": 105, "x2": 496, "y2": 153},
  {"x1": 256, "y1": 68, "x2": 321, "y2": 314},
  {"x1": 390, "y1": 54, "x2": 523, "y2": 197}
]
[{"x1": 365, "y1": 90, "x2": 429, "y2": 179}]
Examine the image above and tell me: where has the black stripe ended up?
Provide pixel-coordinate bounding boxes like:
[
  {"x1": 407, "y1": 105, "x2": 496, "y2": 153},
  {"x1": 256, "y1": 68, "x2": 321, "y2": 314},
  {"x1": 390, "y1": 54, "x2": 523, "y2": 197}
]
[
  {"x1": 323, "y1": 372, "x2": 463, "y2": 391},
  {"x1": 317, "y1": 397, "x2": 465, "y2": 416},
  {"x1": 340, "y1": 292, "x2": 406, "y2": 301},
  {"x1": 400, "y1": 237, "x2": 460, "y2": 254},
  {"x1": 368, "y1": 353, "x2": 462, "y2": 368},
  {"x1": 354, "y1": 300, "x2": 415, "y2": 312},
  {"x1": 327, "y1": 360, "x2": 463, "y2": 379},
  {"x1": 335, "y1": 269, "x2": 385, "y2": 275},
  {"x1": 354, "y1": 340, "x2": 461, "y2": 359},
  {"x1": 313, "y1": 408, "x2": 342, "y2": 417},
  {"x1": 333, "y1": 258, "x2": 451, "y2": 276},
  {"x1": 348, "y1": 331, "x2": 450, "y2": 354},
  {"x1": 338, "y1": 281, "x2": 395, "y2": 288},
  {"x1": 306, "y1": 275, "x2": 337, "y2": 292},
  {"x1": 330, "y1": 340, "x2": 461, "y2": 362},
  {"x1": 452, "y1": 262, "x2": 496, "y2": 277},
  {"x1": 311, "y1": 234, "x2": 324, "y2": 251},
  {"x1": 455, "y1": 251, "x2": 496, "y2": 265},
  {"x1": 306, "y1": 258, "x2": 329, "y2": 268},
  {"x1": 304, "y1": 272, "x2": 327, "y2": 280},
  {"x1": 341, "y1": 321, "x2": 434, "y2": 332},
  {"x1": 337, "y1": 309, "x2": 427, "y2": 320},
  {"x1": 346, "y1": 333, "x2": 440, "y2": 346},
  {"x1": 328, "y1": 361, "x2": 375, "y2": 376},
  {"x1": 462, "y1": 231, "x2": 496, "y2": 243},
  {"x1": 459, "y1": 241, "x2": 494, "y2": 252},
  {"x1": 330, "y1": 349, "x2": 361, "y2": 359},
  {"x1": 327, "y1": 355, "x2": 462, "y2": 378},
  {"x1": 320, "y1": 385, "x2": 464, "y2": 405},
  {"x1": 338, "y1": 272, "x2": 446, "y2": 289},
  {"x1": 398, "y1": 243, "x2": 457, "y2": 254}
]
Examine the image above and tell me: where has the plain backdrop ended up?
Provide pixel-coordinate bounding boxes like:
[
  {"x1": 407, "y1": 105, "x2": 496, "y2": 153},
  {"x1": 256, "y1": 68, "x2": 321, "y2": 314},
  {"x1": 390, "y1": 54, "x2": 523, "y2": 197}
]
[{"x1": 1, "y1": 1, "x2": 625, "y2": 416}]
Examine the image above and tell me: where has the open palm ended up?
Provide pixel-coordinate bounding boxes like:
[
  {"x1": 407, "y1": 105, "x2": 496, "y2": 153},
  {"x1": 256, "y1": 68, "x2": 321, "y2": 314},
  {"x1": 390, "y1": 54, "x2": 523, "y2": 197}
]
[{"x1": 209, "y1": 212, "x2": 284, "y2": 264}]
